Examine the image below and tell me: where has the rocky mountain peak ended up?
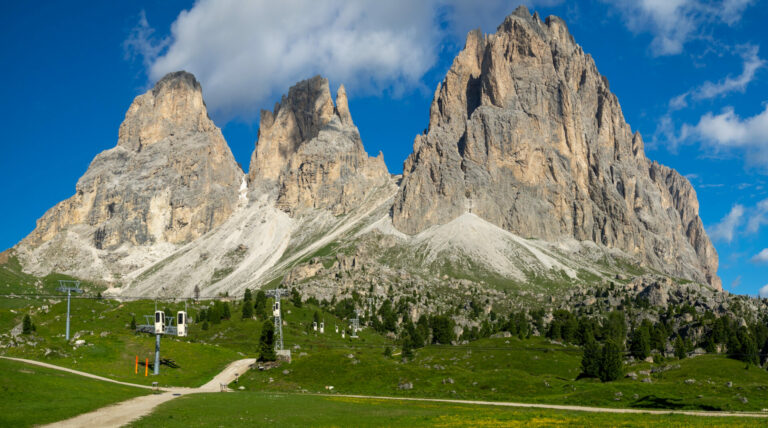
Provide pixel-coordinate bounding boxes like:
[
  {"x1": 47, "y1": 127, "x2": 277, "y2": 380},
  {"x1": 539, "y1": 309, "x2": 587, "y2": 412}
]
[
  {"x1": 118, "y1": 71, "x2": 216, "y2": 153},
  {"x1": 249, "y1": 76, "x2": 390, "y2": 215},
  {"x1": 16, "y1": 71, "x2": 243, "y2": 281},
  {"x1": 392, "y1": 9, "x2": 721, "y2": 289}
]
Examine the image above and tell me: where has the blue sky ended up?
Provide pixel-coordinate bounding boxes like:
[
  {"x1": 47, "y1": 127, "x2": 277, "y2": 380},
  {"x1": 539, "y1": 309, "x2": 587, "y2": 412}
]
[{"x1": 1, "y1": 1, "x2": 766, "y2": 296}]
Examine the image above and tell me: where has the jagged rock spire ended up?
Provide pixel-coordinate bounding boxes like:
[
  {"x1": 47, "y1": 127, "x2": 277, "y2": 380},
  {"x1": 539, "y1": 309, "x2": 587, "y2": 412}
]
[{"x1": 249, "y1": 76, "x2": 389, "y2": 215}]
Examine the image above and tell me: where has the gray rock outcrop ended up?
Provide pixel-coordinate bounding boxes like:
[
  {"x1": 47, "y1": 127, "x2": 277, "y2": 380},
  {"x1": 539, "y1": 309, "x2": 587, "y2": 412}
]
[
  {"x1": 17, "y1": 71, "x2": 243, "y2": 274},
  {"x1": 391, "y1": 7, "x2": 721, "y2": 289},
  {"x1": 249, "y1": 76, "x2": 390, "y2": 215}
]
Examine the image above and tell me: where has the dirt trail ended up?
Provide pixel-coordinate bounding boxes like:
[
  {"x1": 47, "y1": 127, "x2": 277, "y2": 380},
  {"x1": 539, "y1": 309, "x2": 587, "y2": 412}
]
[
  {"x1": 0, "y1": 356, "x2": 155, "y2": 390},
  {"x1": 1, "y1": 357, "x2": 256, "y2": 428},
  {"x1": 326, "y1": 393, "x2": 768, "y2": 419}
]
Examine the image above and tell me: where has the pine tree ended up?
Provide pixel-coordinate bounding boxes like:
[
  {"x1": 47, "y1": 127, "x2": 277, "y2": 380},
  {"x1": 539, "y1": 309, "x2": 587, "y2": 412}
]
[
  {"x1": 674, "y1": 334, "x2": 687, "y2": 360},
  {"x1": 202, "y1": 321, "x2": 209, "y2": 331},
  {"x1": 130, "y1": 315, "x2": 137, "y2": 330},
  {"x1": 22, "y1": 315, "x2": 33, "y2": 335},
  {"x1": 291, "y1": 288, "x2": 302, "y2": 308},
  {"x1": 259, "y1": 321, "x2": 277, "y2": 361},
  {"x1": 242, "y1": 300, "x2": 254, "y2": 320},
  {"x1": 599, "y1": 340, "x2": 623, "y2": 382},
  {"x1": 222, "y1": 302, "x2": 231, "y2": 320},
  {"x1": 629, "y1": 323, "x2": 651, "y2": 360},
  {"x1": 254, "y1": 291, "x2": 268, "y2": 319},
  {"x1": 401, "y1": 332, "x2": 414, "y2": 361},
  {"x1": 194, "y1": 285, "x2": 200, "y2": 301},
  {"x1": 581, "y1": 336, "x2": 601, "y2": 378},
  {"x1": 243, "y1": 288, "x2": 252, "y2": 303}
]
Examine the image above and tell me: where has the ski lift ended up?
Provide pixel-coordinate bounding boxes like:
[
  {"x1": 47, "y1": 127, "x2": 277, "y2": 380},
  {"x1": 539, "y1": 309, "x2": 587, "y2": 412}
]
[
  {"x1": 312, "y1": 321, "x2": 318, "y2": 331},
  {"x1": 319, "y1": 322, "x2": 325, "y2": 334},
  {"x1": 154, "y1": 310, "x2": 165, "y2": 334},
  {"x1": 176, "y1": 311, "x2": 187, "y2": 337},
  {"x1": 273, "y1": 302, "x2": 280, "y2": 317}
]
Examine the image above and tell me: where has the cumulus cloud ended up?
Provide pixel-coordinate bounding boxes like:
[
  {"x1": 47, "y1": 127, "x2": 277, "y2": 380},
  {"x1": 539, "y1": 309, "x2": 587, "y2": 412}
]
[
  {"x1": 759, "y1": 284, "x2": 768, "y2": 298},
  {"x1": 602, "y1": 0, "x2": 754, "y2": 56},
  {"x1": 126, "y1": 0, "x2": 560, "y2": 120},
  {"x1": 680, "y1": 105, "x2": 768, "y2": 170},
  {"x1": 708, "y1": 204, "x2": 744, "y2": 243},
  {"x1": 670, "y1": 45, "x2": 765, "y2": 110},
  {"x1": 752, "y1": 248, "x2": 768, "y2": 264}
]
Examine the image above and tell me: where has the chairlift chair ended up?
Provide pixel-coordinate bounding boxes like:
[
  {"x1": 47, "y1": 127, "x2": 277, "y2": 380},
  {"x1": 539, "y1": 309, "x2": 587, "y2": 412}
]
[
  {"x1": 176, "y1": 311, "x2": 187, "y2": 337},
  {"x1": 154, "y1": 310, "x2": 165, "y2": 334}
]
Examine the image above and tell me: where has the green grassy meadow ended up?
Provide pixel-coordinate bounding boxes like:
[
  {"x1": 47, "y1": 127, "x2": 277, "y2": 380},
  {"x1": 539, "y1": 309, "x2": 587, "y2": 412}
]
[
  {"x1": 0, "y1": 357, "x2": 149, "y2": 427},
  {"x1": 237, "y1": 335, "x2": 768, "y2": 412},
  {"x1": 5, "y1": 291, "x2": 768, "y2": 413},
  {"x1": 130, "y1": 392, "x2": 768, "y2": 427}
]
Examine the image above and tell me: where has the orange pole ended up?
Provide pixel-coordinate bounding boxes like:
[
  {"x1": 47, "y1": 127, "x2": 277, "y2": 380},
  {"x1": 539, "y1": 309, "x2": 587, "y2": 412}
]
[
  {"x1": 145, "y1": 358, "x2": 148, "y2": 376},
  {"x1": 135, "y1": 355, "x2": 138, "y2": 374}
]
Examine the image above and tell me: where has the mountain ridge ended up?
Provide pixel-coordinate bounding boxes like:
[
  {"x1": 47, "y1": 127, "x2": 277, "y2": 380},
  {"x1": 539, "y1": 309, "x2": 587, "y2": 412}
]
[{"x1": 12, "y1": 6, "x2": 721, "y2": 298}]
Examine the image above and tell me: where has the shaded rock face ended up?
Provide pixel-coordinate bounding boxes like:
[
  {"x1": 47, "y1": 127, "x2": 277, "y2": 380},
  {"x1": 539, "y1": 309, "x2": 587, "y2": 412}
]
[
  {"x1": 391, "y1": 7, "x2": 720, "y2": 289},
  {"x1": 249, "y1": 76, "x2": 389, "y2": 215},
  {"x1": 19, "y1": 71, "x2": 243, "y2": 251}
]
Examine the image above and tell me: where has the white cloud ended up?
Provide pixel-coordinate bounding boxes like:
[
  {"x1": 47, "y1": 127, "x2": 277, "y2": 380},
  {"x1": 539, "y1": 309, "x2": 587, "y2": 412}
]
[
  {"x1": 759, "y1": 283, "x2": 768, "y2": 298},
  {"x1": 730, "y1": 275, "x2": 741, "y2": 288},
  {"x1": 670, "y1": 45, "x2": 765, "y2": 110},
  {"x1": 603, "y1": 0, "x2": 754, "y2": 56},
  {"x1": 123, "y1": 11, "x2": 169, "y2": 69},
  {"x1": 752, "y1": 248, "x2": 768, "y2": 264},
  {"x1": 707, "y1": 204, "x2": 744, "y2": 243},
  {"x1": 747, "y1": 198, "x2": 768, "y2": 233},
  {"x1": 680, "y1": 105, "x2": 768, "y2": 170},
  {"x1": 127, "y1": 0, "x2": 560, "y2": 120}
]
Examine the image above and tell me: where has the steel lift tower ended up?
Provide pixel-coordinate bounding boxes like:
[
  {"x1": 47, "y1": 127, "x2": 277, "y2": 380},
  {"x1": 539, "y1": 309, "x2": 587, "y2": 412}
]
[
  {"x1": 57, "y1": 280, "x2": 82, "y2": 341},
  {"x1": 266, "y1": 288, "x2": 287, "y2": 351}
]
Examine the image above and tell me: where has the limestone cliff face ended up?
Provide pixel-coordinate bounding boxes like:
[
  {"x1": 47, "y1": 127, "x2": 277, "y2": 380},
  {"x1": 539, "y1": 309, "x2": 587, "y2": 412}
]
[
  {"x1": 19, "y1": 71, "x2": 243, "y2": 252},
  {"x1": 249, "y1": 76, "x2": 390, "y2": 216},
  {"x1": 391, "y1": 7, "x2": 721, "y2": 289}
]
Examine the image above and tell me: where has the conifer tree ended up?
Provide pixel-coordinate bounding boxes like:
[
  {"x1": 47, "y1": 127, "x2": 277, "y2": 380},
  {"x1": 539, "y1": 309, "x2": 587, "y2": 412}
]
[
  {"x1": 22, "y1": 314, "x2": 33, "y2": 335},
  {"x1": 599, "y1": 340, "x2": 623, "y2": 382},
  {"x1": 259, "y1": 321, "x2": 277, "y2": 361},
  {"x1": 674, "y1": 335, "x2": 687, "y2": 360},
  {"x1": 580, "y1": 336, "x2": 601, "y2": 378},
  {"x1": 242, "y1": 300, "x2": 254, "y2": 320}
]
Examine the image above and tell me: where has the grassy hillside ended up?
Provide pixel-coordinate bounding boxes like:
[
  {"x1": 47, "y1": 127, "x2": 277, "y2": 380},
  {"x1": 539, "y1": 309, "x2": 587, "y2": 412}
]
[
  {"x1": 0, "y1": 357, "x2": 149, "y2": 427},
  {"x1": 236, "y1": 335, "x2": 768, "y2": 412},
  {"x1": 4, "y1": 290, "x2": 768, "y2": 412},
  {"x1": 129, "y1": 392, "x2": 766, "y2": 427}
]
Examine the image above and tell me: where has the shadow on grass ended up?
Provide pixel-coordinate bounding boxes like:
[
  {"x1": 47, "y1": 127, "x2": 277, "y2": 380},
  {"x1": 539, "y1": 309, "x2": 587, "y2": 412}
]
[{"x1": 631, "y1": 395, "x2": 721, "y2": 411}]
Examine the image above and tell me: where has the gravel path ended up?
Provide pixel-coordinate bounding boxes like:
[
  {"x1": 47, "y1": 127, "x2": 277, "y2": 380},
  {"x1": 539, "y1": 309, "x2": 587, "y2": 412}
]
[
  {"x1": 325, "y1": 393, "x2": 768, "y2": 419},
  {"x1": 0, "y1": 356, "x2": 255, "y2": 428}
]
